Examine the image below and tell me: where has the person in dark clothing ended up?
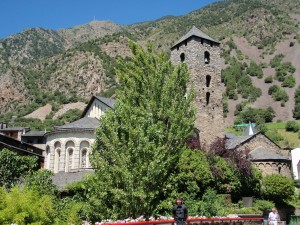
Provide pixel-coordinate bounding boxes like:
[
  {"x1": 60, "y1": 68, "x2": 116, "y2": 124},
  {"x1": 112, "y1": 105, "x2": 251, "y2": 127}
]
[{"x1": 172, "y1": 197, "x2": 188, "y2": 225}]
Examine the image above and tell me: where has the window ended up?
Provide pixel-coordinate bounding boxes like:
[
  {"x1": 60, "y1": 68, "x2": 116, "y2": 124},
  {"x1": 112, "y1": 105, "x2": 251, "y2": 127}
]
[
  {"x1": 81, "y1": 149, "x2": 87, "y2": 168},
  {"x1": 204, "y1": 51, "x2": 210, "y2": 64},
  {"x1": 180, "y1": 53, "x2": 185, "y2": 62},
  {"x1": 80, "y1": 141, "x2": 90, "y2": 168},
  {"x1": 206, "y1": 75, "x2": 211, "y2": 87},
  {"x1": 206, "y1": 92, "x2": 210, "y2": 105},
  {"x1": 46, "y1": 145, "x2": 50, "y2": 169}
]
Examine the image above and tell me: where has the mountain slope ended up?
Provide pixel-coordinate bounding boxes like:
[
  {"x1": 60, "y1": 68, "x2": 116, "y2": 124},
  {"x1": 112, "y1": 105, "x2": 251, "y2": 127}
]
[{"x1": 0, "y1": 0, "x2": 300, "y2": 127}]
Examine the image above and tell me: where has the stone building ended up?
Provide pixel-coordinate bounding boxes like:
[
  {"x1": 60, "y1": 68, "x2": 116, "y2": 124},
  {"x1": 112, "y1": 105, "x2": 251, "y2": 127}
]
[
  {"x1": 226, "y1": 123, "x2": 291, "y2": 178},
  {"x1": 171, "y1": 26, "x2": 224, "y2": 146},
  {"x1": 44, "y1": 96, "x2": 115, "y2": 174}
]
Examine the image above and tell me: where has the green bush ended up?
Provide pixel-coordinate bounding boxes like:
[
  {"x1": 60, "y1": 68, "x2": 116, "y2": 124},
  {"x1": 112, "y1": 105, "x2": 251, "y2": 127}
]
[
  {"x1": 286, "y1": 121, "x2": 299, "y2": 132},
  {"x1": 0, "y1": 186, "x2": 56, "y2": 225},
  {"x1": 282, "y1": 76, "x2": 295, "y2": 88},
  {"x1": 262, "y1": 174, "x2": 294, "y2": 203},
  {"x1": 264, "y1": 76, "x2": 273, "y2": 83},
  {"x1": 254, "y1": 199, "x2": 275, "y2": 211},
  {"x1": 0, "y1": 149, "x2": 38, "y2": 189},
  {"x1": 246, "y1": 60, "x2": 263, "y2": 78},
  {"x1": 270, "y1": 54, "x2": 284, "y2": 68},
  {"x1": 294, "y1": 87, "x2": 300, "y2": 119},
  {"x1": 268, "y1": 85, "x2": 289, "y2": 102}
]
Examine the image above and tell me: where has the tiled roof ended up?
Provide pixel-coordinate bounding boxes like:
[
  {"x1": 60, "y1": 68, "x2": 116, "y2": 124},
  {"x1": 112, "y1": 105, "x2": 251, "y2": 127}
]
[
  {"x1": 95, "y1": 96, "x2": 115, "y2": 109},
  {"x1": 249, "y1": 147, "x2": 290, "y2": 161},
  {"x1": 225, "y1": 133, "x2": 250, "y2": 149},
  {"x1": 172, "y1": 25, "x2": 219, "y2": 48},
  {"x1": 82, "y1": 96, "x2": 115, "y2": 118},
  {"x1": 0, "y1": 127, "x2": 29, "y2": 131},
  {"x1": 22, "y1": 131, "x2": 46, "y2": 137},
  {"x1": 55, "y1": 117, "x2": 100, "y2": 131}
]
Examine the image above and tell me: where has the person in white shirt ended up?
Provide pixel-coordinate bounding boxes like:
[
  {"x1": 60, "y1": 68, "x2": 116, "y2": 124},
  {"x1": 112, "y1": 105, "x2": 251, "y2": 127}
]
[{"x1": 268, "y1": 208, "x2": 279, "y2": 225}]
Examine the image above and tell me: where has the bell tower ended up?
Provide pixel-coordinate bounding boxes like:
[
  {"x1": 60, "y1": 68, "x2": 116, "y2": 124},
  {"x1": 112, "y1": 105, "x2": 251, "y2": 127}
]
[{"x1": 171, "y1": 26, "x2": 224, "y2": 146}]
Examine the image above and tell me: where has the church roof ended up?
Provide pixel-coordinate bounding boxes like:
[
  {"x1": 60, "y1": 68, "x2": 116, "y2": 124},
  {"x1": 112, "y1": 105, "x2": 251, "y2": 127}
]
[
  {"x1": 22, "y1": 131, "x2": 46, "y2": 137},
  {"x1": 54, "y1": 117, "x2": 100, "y2": 131},
  {"x1": 225, "y1": 133, "x2": 250, "y2": 149},
  {"x1": 82, "y1": 96, "x2": 115, "y2": 118},
  {"x1": 249, "y1": 147, "x2": 290, "y2": 161},
  {"x1": 94, "y1": 96, "x2": 115, "y2": 109},
  {"x1": 172, "y1": 25, "x2": 219, "y2": 48}
]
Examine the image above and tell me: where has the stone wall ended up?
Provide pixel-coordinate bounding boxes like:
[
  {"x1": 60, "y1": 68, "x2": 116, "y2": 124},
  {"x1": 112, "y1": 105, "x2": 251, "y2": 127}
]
[
  {"x1": 45, "y1": 130, "x2": 95, "y2": 173},
  {"x1": 236, "y1": 133, "x2": 292, "y2": 178},
  {"x1": 253, "y1": 161, "x2": 292, "y2": 178},
  {"x1": 236, "y1": 133, "x2": 281, "y2": 154},
  {"x1": 171, "y1": 37, "x2": 224, "y2": 146}
]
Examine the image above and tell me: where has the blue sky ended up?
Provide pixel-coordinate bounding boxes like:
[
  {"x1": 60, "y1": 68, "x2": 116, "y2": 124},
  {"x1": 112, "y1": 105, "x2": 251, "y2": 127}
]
[{"x1": 0, "y1": 0, "x2": 219, "y2": 39}]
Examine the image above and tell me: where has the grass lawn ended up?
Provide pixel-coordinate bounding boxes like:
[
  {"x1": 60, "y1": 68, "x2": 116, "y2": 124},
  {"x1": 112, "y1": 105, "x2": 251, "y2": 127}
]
[{"x1": 226, "y1": 121, "x2": 300, "y2": 148}]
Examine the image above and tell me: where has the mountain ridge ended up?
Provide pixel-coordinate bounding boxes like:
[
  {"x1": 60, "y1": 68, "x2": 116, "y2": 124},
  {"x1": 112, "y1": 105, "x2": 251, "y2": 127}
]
[{"x1": 0, "y1": 0, "x2": 300, "y2": 129}]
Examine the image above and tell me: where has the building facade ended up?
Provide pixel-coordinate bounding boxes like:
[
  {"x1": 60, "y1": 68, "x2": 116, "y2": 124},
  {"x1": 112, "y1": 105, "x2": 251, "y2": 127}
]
[
  {"x1": 45, "y1": 96, "x2": 114, "y2": 173},
  {"x1": 170, "y1": 26, "x2": 224, "y2": 146}
]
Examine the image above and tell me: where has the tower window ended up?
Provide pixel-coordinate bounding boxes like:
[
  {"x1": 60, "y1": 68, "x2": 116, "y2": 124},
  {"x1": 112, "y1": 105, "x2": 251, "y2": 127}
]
[
  {"x1": 206, "y1": 75, "x2": 211, "y2": 87},
  {"x1": 180, "y1": 53, "x2": 185, "y2": 62},
  {"x1": 185, "y1": 41, "x2": 187, "y2": 46},
  {"x1": 204, "y1": 51, "x2": 210, "y2": 64},
  {"x1": 201, "y1": 39, "x2": 204, "y2": 45},
  {"x1": 278, "y1": 167, "x2": 281, "y2": 174},
  {"x1": 206, "y1": 92, "x2": 210, "y2": 105}
]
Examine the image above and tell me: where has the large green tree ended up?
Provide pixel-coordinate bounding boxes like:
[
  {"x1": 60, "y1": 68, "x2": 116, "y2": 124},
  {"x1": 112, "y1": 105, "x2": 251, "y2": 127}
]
[
  {"x1": 0, "y1": 149, "x2": 38, "y2": 188},
  {"x1": 91, "y1": 41, "x2": 195, "y2": 219}
]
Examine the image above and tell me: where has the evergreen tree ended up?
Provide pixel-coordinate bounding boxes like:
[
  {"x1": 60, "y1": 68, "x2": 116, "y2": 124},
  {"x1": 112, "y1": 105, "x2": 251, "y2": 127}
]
[{"x1": 91, "y1": 41, "x2": 195, "y2": 219}]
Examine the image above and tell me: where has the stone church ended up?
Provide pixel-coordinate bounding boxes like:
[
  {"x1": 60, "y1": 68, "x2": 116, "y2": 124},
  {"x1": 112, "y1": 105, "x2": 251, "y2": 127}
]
[
  {"x1": 171, "y1": 26, "x2": 224, "y2": 146},
  {"x1": 170, "y1": 26, "x2": 291, "y2": 177},
  {"x1": 44, "y1": 96, "x2": 114, "y2": 174},
  {"x1": 43, "y1": 26, "x2": 291, "y2": 182}
]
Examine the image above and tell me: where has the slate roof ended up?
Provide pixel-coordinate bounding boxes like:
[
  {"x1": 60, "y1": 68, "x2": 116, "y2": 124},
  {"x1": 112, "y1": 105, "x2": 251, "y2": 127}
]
[
  {"x1": 22, "y1": 131, "x2": 46, "y2": 137},
  {"x1": 54, "y1": 117, "x2": 100, "y2": 131},
  {"x1": 82, "y1": 96, "x2": 115, "y2": 118},
  {"x1": 0, "y1": 127, "x2": 29, "y2": 131},
  {"x1": 172, "y1": 25, "x2": 219, "y2": 48},
  {"x1": 95, "y1": 96, "x2": 115, "y2": 109},
  {"x1": 225, "y1": 132, "x2": 250, "y2": 149},
  {"x1": 52, "y1": 170, "x2": 94, "y2": 190},
  {"x1": 249, "y1": 147, "x2": 290, "y2": 161}
]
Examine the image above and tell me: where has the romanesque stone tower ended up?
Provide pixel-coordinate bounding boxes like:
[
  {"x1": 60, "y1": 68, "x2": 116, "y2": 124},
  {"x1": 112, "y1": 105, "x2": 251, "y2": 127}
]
[{"x1": 171, "y1": 26, "x2": 224, "y2": 146}]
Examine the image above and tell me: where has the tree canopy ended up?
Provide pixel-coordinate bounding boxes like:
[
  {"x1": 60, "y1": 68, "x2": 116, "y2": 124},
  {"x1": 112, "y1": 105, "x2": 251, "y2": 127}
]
[{"x1": 91, "y1": 41, "x2": 195, "y2": 219}]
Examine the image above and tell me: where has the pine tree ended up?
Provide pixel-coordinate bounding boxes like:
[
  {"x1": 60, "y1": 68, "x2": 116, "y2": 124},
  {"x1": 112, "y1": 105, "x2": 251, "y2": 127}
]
[{"x1": 91, "y1": 41, "x2": 195, "y2": 219}]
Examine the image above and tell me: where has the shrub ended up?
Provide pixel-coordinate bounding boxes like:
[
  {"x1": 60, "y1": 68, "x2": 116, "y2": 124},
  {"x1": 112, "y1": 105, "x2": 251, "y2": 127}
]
[
  {"x1": 293, "y1": 87, "x2": 300, "y2": 119},
  {"x1": 270, "y1": 54, "x2": 284, "y2": 68},
  {"x1": 262, "y1": 174, "x2": 294, "y2": 203},
  {"x1": 264, "y1": 76, "x2": 273, "y2": 83},
  {"x1": 268, "y1": 85, "x2": 289, "y2": 102},
  {"x1": 282, "y1": 76, "x2": 295, "y2": 88},
  {"x1": 254, "y1": 199, "x2": 275, "y2": 211},
  {"x1": 0, "y1": 186, "x2": 56, "y2": 224},
  {"x1": 286, "y1": 121, "x2": 299, "y2": 132}
]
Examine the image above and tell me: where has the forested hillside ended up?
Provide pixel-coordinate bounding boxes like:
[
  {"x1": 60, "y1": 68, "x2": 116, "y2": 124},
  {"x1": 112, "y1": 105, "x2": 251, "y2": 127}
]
[{"x1": 1, "y1": 0, "x2": 300, "y2": 130}]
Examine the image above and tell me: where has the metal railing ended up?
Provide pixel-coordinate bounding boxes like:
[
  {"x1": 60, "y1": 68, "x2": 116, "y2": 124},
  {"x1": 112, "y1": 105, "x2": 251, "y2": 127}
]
[{"x1": 104, "y1": 217, "x2": 264, "y2": 225}]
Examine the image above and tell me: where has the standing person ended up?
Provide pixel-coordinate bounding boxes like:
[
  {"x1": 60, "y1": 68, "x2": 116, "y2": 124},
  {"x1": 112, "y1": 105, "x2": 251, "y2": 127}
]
[
  {"x1": 268, "y1": 208, "x2": 279, "y2": 225},
  {"x1": 173, "y1": 197, "x2": 188, "y2": 225}
]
